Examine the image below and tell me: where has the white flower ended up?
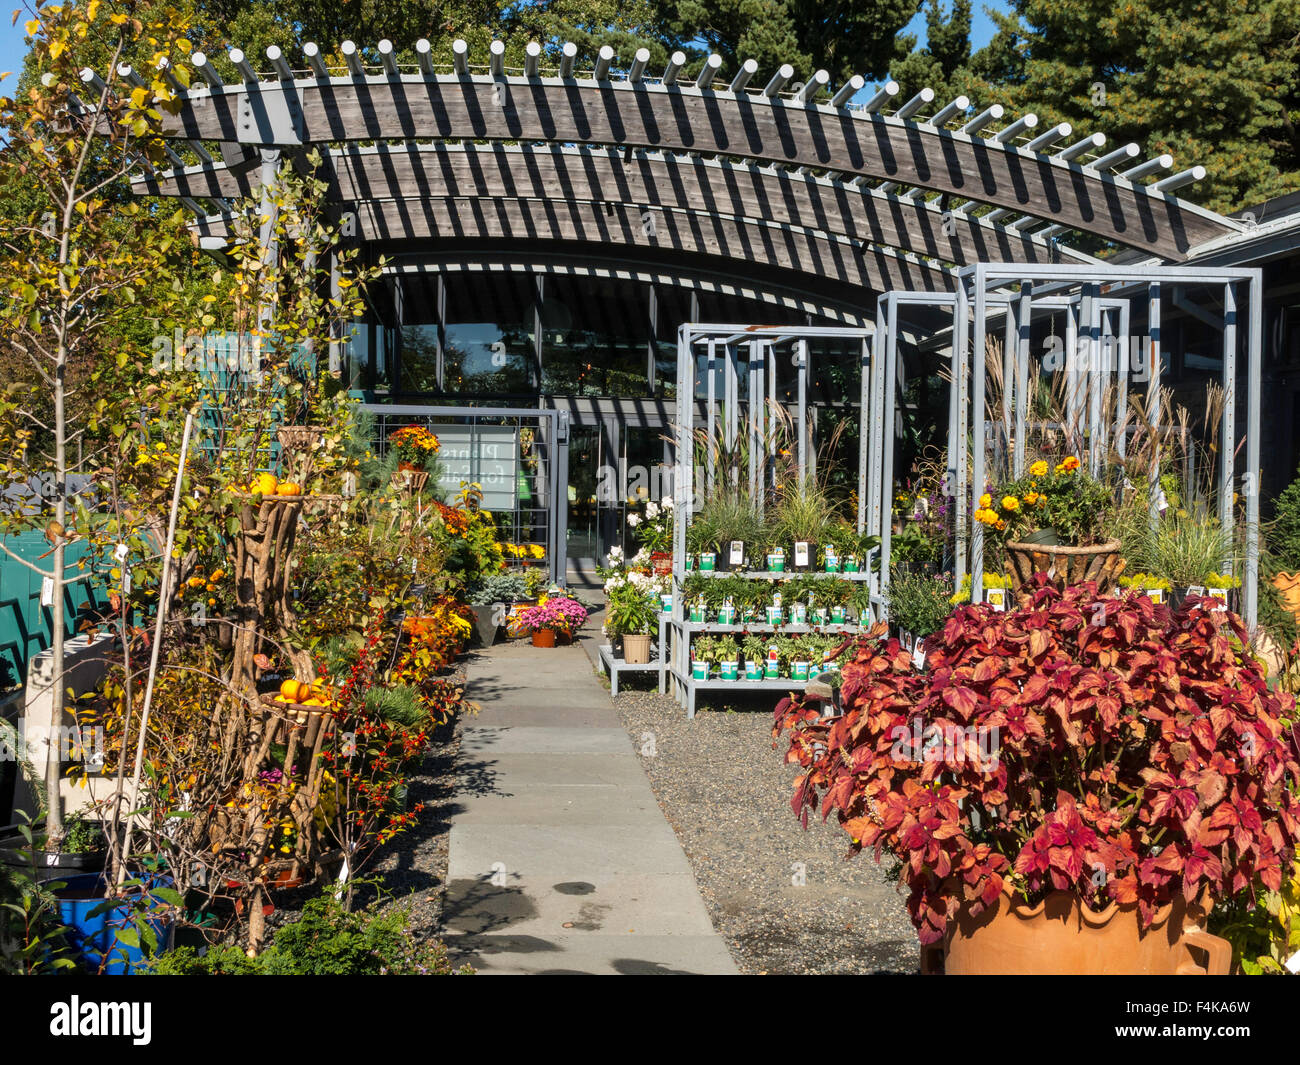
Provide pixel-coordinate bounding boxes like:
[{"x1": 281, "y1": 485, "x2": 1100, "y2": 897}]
[
  {"x1": 645, "y1": 502, "x2": 659, "y2": 519},
  {"x1": 627, "y1": 513, "x2": 641, "y2": 527},
  {"x1": 661, "y1": 495, "x2": 673, "y2": 509},
  {"x1": 607, "y1": 546, "x2": 623, "y2": 562}
]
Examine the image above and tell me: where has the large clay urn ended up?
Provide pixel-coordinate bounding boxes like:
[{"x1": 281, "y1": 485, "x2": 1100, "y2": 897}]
[
  {"x1": 1272, "y1": 572, "x2": 1300, "y2": 618},
  {"x1": 925, "y1": 884, "x2": 1230, "y2": 975},
  {"x1": 1005, "y1": 538, "x2": 1125, "y2": 605}
]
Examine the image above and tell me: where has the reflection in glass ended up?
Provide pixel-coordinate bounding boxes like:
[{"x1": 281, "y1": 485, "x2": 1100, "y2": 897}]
[
  {"x1": 541, "y1": 276, "x2": 648, "y2": 396},
  {"x1": 441, "y1": 273, "x2": 536, "y2": 396}
]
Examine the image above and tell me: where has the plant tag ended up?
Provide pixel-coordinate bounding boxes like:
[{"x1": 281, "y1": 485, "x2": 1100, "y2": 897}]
[
  {"x1": 114, "y1": 542, "x2": 129, "y2": 560},
  {"x1": 794, "y1": 541, "x2": 810, "y2": 567},
  {"x1": 987, "y1": 589, "x2": 1006, "y2": 612},
  {"x1": 1208, "y1": 588, "x2": 1229, "y2": 608},
  {"x1": 41, "y1": 576, "x2": 54, "y2": 606},
  {"x1": 1146, "y1": 586, "x2": 1165, "y2": 604},
  {"x1": 1186, "y1": 584, "x2": 1206, "y2": 597},
  {"x1": 729, "y1": 541, "x2": 744, "y2": 565},
  {"x1": 772, "y1": 593, "x2": 782, "y2": 609},
  {"x1": 123, "y1": 571, "x2": 132, "y2": 594},
  {"x1": 911, "y1": 643, "x2": 926, "y2": 669}
]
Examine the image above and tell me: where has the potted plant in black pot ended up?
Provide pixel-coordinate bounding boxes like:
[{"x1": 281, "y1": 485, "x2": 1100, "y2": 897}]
[{"x1": 1, "y1": 809, "x2": 109, "y2": 883}]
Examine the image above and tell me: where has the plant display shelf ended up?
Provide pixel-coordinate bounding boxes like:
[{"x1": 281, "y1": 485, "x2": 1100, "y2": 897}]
[
  {"x1": 689, "y1": 569, "x2": 874, "y2": 581},
  {"x1": 596, "y1": 615, "x2": 670, "y2": 697},
  {"x1": 677, "y1": 622, "x2": 868, "y2": 634},
  {"x1": 667, "y1": 666, "x2": 816, "y2": 718}
]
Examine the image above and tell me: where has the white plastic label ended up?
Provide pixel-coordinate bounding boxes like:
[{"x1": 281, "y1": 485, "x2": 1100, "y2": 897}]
[
  {"x1": 41, "y1": 577, "x2": 54, "y2": 606},
  {"x1": 794, "y1": 541, "x2": 810, "y2": 567},
  {"x1": 729, "y1": 541, "x2": 744, "y2": 565}
]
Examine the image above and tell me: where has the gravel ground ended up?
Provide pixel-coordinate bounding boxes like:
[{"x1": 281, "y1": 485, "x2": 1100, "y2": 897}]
[{"x1": 606, "y1": 672, "x2": 920, "y2": 975}]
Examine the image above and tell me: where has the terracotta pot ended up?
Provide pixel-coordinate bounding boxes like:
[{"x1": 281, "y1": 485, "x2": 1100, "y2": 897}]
[
  {"x1": 1005, "y1": 538, "x2": 1125, "y2": 603},
  {"x1": 1272, "y1": 572, "x2": 1300, "y2": 617},
  {"x1": 623, "y1": 633, "x2": 652, "y2": 664},
  {"x1": 927, "y1": 885, "x2": 1229, "y2": 976},
  {"x1": 531, "y1": 628, "x2": 556, "y2": 648}
]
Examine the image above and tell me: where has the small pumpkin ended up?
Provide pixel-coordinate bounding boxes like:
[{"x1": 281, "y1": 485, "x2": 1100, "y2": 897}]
[{"x1": 276, "y1": 481, "x2": 302, "y2": 496}]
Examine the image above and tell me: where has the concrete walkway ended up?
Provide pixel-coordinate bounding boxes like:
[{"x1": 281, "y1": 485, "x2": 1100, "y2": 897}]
[{"x1": 441, "y1": 634, "x2": 738, "y2": 975}]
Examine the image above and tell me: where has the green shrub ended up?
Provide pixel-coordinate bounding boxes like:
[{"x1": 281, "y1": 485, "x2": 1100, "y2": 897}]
[{"x1": 147, "y1": 892, "x2": 471, "y2": 975}]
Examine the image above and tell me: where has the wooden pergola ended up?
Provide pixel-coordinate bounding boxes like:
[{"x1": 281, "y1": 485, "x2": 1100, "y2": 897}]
[{"x1": 109, "y1": 37, "x2": 1244, "y2": 307}]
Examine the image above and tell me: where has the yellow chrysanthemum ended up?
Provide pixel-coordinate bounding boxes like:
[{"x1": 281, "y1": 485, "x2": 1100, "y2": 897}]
[
  {"x1": 1002, "y1": 495, "x2": 1020, "y2": 511},
  {"x1": 979, "y1": 493, "x2": 992, "y2": 508},
  {"x1": 1029, "y1": 460, "x2": 1048, "y2": 477}
]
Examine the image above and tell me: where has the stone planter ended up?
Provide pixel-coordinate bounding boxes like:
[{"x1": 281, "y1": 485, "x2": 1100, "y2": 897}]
[
  {"x1": 925, "y1": 884, "x2": 1229, "y2": 976},
  {"x1": 471, "y1": 606, "x2": 500, "y2": 648},
  {"x1": 1004, "y1": 538, "x2": 1125, "y2": 602},
  {"x1": 622, "y1": 633, "x2": 651, "y2": 664}
]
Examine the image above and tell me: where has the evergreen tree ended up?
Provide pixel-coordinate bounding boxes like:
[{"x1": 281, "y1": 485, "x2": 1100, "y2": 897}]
[{"x1": 952, "y1": 0, "x2": 1300, "y2": 213}]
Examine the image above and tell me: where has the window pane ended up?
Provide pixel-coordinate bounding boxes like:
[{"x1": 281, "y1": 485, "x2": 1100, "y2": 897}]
[
  {"x1": 442, "y1": 273, "x2": 536, "y2": 396},
  {"x1": 540, "y1": 276, "x2": 648, "y2": 396}
]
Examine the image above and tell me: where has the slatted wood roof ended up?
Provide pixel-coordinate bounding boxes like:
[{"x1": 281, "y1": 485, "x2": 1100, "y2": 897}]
[{"x1": 112, "y1": 39, "x2": 1244, "y2": 300}]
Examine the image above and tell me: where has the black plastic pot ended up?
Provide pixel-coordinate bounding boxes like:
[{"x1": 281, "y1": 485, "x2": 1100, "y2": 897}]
[{"x1": 0, "y1": 844, "x2": 108, "y2": 883}]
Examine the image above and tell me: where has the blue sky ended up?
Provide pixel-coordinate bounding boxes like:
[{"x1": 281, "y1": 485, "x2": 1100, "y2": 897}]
[
  {"x1": 1, "y1": 11, "x2": 29, "y2": 85},
  {"x1": 908, "y1": 1, "x2": 1007, "y2": 51}
]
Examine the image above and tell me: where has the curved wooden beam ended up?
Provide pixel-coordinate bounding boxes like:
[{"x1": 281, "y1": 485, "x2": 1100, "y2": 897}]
[
  {"x1": 157, "y1": 75, "x2": 1238, "y2": 259},
  {"x1": 191, "y1": 195, "x2": 956, "y2": 295},
  {"x1": 140, "y1": 143, "x2": 1091, "y2": 268}
]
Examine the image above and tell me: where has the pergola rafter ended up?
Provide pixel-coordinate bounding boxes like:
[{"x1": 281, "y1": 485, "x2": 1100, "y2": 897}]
[
  {"x1": 189, "y1": 194, "x2": 958, "y2": 294},
  {"x1": 136, "y1": 143, "x2": 1097, "y2": 268},
  {"x1": 129, "y1": 46, "x2": 1240, "y2": 263}
]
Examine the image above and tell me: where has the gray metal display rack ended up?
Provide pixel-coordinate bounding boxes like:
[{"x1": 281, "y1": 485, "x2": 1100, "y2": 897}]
[
  {"x1": 668, "y1": 323, "x2": 894, "y2": 717},
  {"x1": 878, "y1": 263, "x2": 1263, "y2": 627}
]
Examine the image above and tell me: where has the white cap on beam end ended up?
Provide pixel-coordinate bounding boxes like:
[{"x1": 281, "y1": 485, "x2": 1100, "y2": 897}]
[
  {"x1": 794, "y1": 68, "x2": 830, "y2": 103},
  {"x1": 191, "y1": 52, "x2": 224, "y2": 87},
  {"x1": 894, "y1": 86, "x2": 934, "y2": 120},
  {"x1": 1090, "y1": 142, "x2": 1140, "y2": 170},
  {"x1": 524, "y1": 40, "x2": 542, "y2": 77},
  {"x1": 79, "y1": 67, "x2": 108, "y2": 93},
  {"x1": 378, "y1": 39, "x2": 400, "y2": 76},
  {"x1": 930, "y1": 94, "x2": 970, "y2": 126},
  {"x1": 629, "y1": 47, "x2": 651, "y2": 83},
  {"x1": 861, "y1": 80, "x2": 899, "y2": 113},
  {"x1": 228, "y1": 48, "x2": 257, "y2": 82},
  {"x1": 266, "y1": 45, "x2": 294, "y2": 81},
  {"x1": 995, "y1": 113, "x2": 1038, "y2": 142},
  {"x1": 594, "y1": 44, "x2": 616, "y2": 81},
  {"x1": 1120, "y1": 153, "x2": 1174, "y2": 181},
  {"x1": 559, "y1": 41, "x2": 578, "y2": 78},
  {"x1": 155, "y1": 57, "x2": 187, "y2": 93},
  {"x1": 730, "y1": 58, "x2": 759, "y2": 93},
  {"x1": 763, "y1": 63, "x2": 794, "y2": 97},
  {"x1": 1025, "y1": 121, "x2": 1071, "y2": 152},
  {"x1": 303, "y1": 42, "x2": 329, "y2": 79},
  {"x1": 452, "y1": 38, "x2": 470, "y2": 75},
  {"x1": 341, "y1": 40, "x2": 365, "y2": 78},
  {"x1": 116, "y1": 62, "x2": 145, "y2": 88},
  {"x1": 1054, "y1": 131, "x2": 1105, "y2": 162},
  {"x1": 489, "y1": 39, "x2": 506, "y2": 77},
  {"x1": 695, "y1": 52, "x2": 723, "y2": 89},
  {"x1": 830, "y1": 74, "x2": 865, "y2": 108},
  {"x1": 662, "y1": 50, "x2": 686, "y2": 85},
  {"x1": 961, "y1": 103, "x2": 1003, "y2": 134},
  {"x1": 416, "y1": 38, "x2": 435, "y2": 76}
]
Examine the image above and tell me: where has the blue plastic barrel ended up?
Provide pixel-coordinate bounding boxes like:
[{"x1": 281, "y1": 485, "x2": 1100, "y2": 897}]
[{"x1": 54, "y1": 873, "x2": 175, "y2": 974}]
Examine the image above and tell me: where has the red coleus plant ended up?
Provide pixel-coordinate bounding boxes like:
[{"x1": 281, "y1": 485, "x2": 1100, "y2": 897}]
[{"x1": 774, "y1": 577, "x2": 1300, "y2": 946}]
